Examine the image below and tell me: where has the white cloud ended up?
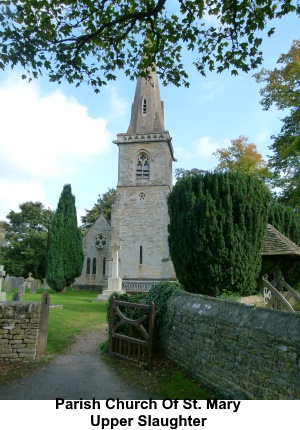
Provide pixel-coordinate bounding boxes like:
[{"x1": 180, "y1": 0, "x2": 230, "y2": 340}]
[
  {"x1": 0, "y1": 179, "x2": 49, "y2": 220},
  {"x1": 0, "y1": 76, "x2": 111, "y2": 180},
  {"x1": 175, "y1": 136, "x2": 230, "y2": 171},
  {"x1": 0, "y1": 74, "x2": 112, "y2": 220},
  {"x1": 107, "y1": 87, "x2": 129, "y2": 120}
]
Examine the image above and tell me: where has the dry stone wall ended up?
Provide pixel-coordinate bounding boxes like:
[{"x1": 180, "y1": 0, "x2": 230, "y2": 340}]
[
  {"x1": 159, "y1": 292, "x2": 300, "y2": 399},
  {"x1": 0, "y1": 301, "x2": 41, "y2": 362}
]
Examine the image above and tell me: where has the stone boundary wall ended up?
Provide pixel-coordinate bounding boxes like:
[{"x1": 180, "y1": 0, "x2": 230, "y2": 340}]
[
  {"x1": 0, "y1": 302, "x2": 41, "y2": 362},
  {"x1": 159, "y1": 292, "x2": 300, "y2": 399}
]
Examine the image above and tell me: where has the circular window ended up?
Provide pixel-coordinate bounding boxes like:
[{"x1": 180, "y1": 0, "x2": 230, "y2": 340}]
[
  {"x1": 94, "y1": 234, "x2": 107, "y2": 249},
  {"x1": 139, "y1": 192, "x2": 146, "y2": 200}
]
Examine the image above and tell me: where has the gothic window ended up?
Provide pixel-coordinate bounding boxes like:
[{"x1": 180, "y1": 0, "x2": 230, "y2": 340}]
[
  {"x1": 86, "y1": 258, "x2": 91, "y2": 275},
  {"x1": 142, "y1": 97, "x2": 147, "y2": 115},
  {"x1": 140, "y1": 245, "x2": 143, "y2": 265},
  {"x1": 136, "y1": 153, "x2": 149, "y2": 179},
  {"x1": 103, "y1": 258, "x2": 106, "y2": 275},
  {"x1": 94, "y1": 233, "x2": 107, "y2": 249},
  {"x1": 92, "y1": 257, "x2": 97, "y2": 274}
]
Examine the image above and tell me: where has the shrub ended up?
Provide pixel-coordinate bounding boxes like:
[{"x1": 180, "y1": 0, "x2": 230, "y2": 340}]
[{"x1": 168, "y1": 171, "x2": 270, "y2": 296}]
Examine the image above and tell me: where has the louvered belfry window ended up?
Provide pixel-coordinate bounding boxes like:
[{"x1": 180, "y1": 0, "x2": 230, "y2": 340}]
[{"x1": 136, "y1": 154, "x2": 149, "y2": 179}]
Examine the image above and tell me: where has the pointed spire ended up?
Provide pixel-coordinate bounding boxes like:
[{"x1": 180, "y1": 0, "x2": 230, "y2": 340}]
[{"x1": 127, "y1": 68, "x2": 165, "y2": 134}]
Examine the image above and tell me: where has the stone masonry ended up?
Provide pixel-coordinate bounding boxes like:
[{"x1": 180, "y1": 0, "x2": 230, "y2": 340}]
[
  {"x1": 159, "y1": 292, "x2": 300, "y2": 399},
  {"x1": 0, "y1": 301, "x2": 41, "y2": 362}
]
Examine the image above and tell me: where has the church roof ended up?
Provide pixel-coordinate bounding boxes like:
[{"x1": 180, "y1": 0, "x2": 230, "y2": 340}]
[
  {"x1": 114, "y1": 67, "x2": 176, "y2": 161},
  {"x1": 261, "y1": 224, "x2": 300, "y2": 257},
  {"x1": 127, "y1": 68, "x2": 165, "y2": 134}
]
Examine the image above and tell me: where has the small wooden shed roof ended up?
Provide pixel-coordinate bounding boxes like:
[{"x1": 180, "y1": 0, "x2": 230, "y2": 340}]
[{"x1": 261, "y1": 224, "x2": 300, "y2": 257}]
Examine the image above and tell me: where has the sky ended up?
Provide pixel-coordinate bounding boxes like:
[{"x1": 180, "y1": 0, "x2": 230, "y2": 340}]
[{"x1": 0, "y1": 11, "x2": 299, "y2": 224}]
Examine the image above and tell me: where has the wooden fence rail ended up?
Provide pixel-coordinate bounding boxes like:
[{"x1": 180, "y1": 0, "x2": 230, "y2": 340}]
[{"x1": 109, "y1": 297, "x2": 155, "y2": 369}]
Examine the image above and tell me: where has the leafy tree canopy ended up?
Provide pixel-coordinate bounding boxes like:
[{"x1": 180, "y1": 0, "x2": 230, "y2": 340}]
[
  {"x1": 0, "y1": 0, "x2": 298, "y2": 91},
  {"x1": 255, "y1": 40, "x2": 300, "y2": 207},
  {"x1": 81, "y1": 188, "x2": 116, "y2": 232},
  {"x1": 214, "y1": 135, "x2": 272, "y2": 181},
  {"x1": 1, "y1": 202, "x2": 54, "y2": 278}
]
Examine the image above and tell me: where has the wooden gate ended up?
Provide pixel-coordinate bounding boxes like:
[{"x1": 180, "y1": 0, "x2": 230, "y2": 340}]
[{"x1": 109, "y1": 297, "x2": 155, "y2": 369}]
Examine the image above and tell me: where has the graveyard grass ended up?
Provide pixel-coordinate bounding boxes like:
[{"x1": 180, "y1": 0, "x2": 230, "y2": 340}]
[{"x1": 0, "y1": 289, "x2": 212, "y2": 399}]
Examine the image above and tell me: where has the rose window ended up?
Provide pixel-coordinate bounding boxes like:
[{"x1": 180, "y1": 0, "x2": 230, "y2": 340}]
[{"x1": 94, "y1": 234, "x2": 107, "y2": 249}]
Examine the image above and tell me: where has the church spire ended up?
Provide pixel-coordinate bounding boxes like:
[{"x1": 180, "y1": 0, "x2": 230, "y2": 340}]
[{"x1": 127, "y1": 68, "x2": 165, "y2": 134}]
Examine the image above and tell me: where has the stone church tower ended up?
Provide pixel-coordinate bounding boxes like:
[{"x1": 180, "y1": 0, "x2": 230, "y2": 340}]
[
  {"x1": 112, "y1": 69, "x2": 176, "y2": 282},
  {"x1": 73, "y1": 69, "x2": 176, "y2": 290}
]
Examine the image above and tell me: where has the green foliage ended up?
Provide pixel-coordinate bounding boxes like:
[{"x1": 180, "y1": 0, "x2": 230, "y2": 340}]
[
  {"x1": 46, "y1": 184, "x2": 84, "y2": 292},
  {"x1": 168, "y1": 171, "x2": 271, "y2": 296},
  {"x1": 106, "y1": 282, "x2": 183, "y2": 339},
  {"x1": 81, "y1": 188, "x2": 116, "y2": 232},
  {"x1": 146, "y1": 282, "x2": 183, "y2": 331},
  {"x1": 214, "y1": 135, "x2": 272, "y2": 182},
  {"x1": 255, "y1": 40, "x2": 300, "y2": 208},
  {"x1": 1, "y1": 202, "x2": 54, "y2": 278},
  {"x1": 0, "y1": 1, "x2": 298, "y2": 91}
]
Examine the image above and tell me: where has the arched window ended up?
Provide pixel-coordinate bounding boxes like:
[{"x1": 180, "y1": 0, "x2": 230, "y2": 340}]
[
  {"x1": 142, "y1": 97, "x2": 147, "y2": 115},
  {"x1": 86, "y1": 258, "x2": 91, "y2": 275},
  {"x1": 136, "y1": 153, "x2": 149, "y2": 179},
  {"x1": 140, "y1": 245, "x2": 143, "y2": 265},
  {"x1": 92, "y1": 257, "x2": 97, "y2": 275},
  {"x1": 103, "y1": 258, "x2": 106, "y2": 275}
]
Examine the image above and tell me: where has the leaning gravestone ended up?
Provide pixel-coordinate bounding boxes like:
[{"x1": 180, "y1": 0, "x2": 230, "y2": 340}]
[
  {"x1": 3, "y1": 276, "x2": 12, "y2": 293},
  {"x1": 30, "y1": 279, "x2": 38, "y2": 294}
]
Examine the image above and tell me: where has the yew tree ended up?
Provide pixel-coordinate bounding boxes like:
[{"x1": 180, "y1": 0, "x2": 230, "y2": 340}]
[
  {"x1": 46, "y1": 184, "x2": 83, "y2": 291},
  {"x1": 168, "y1": 171, "x2": 270, "y2": 296},
  {"x1": 0, "y1": 1, "x2": 298, "y2": 91}
]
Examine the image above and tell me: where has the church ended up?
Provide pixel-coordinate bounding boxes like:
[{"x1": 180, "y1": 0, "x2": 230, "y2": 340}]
[{"x1": 73, "y1": 68, "x2": 176, "y2": 290}]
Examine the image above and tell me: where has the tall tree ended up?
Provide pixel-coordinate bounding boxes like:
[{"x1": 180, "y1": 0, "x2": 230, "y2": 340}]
[
  {"x1": 0, "y1": 1, "x2": 298, "y2": 91},
  {"x1": 255, "y1": 40, "x2": 300, "y2": 207},
  {"x1": 168, "y1": 171, "x2": 271, "y2": 296},
  {"x1": 1, "y1": 202, "x2": 54, "y2": 278},
  {"x1": 81, "y1": 188, "x2": 116, "y2": 231},
  {"x1": 214, "y1": 135, "x2": 272, "y2": 181},
  {"x1": 46, "y1": 184, "x2": 84, "y2": 292}
]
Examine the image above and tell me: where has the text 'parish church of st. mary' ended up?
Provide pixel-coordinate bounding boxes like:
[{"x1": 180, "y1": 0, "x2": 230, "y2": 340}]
[{"x1": 73, "y1": 68, "x2": 177, "y2": 290}]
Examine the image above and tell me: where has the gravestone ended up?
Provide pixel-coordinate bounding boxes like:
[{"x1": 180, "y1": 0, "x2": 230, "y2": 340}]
[
  {"x1": 0, "y1": 264, "x2": 6, "y2": 301},
  {"x1": 19, "y1": 284, "x2": 25, "y2": 295},
  {"x1": 12, "y1": 291, "x2": 22, "y2": 301},
  {"x1": 12, "y1": 277, "x2": 25, "y2": 289},
  {"x1": 30, "y1": 279, "x2": 38, "y2": 294},
  {"x1": 43, "y1": 278, "x2": 51, "y2": 290},
  {"x1": 3, "y1": 276, "x2": 12, "y2": 293}
]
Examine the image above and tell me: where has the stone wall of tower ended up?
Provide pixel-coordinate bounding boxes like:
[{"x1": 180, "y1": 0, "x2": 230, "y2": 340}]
[
  {"x1": 112, "y1": 184, "x2": 176, "y2": 280},
  {"x1": 112, "y1": 138, "x2": 176, "y2": 280},
  {"x1": 117, "y1": 139, "x2": 173, "y2": 188}
]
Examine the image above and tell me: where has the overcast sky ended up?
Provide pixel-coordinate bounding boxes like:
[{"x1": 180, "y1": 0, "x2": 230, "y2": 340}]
[{"x1": 0, "y1": 12, "x2": 299, "y2": 223}]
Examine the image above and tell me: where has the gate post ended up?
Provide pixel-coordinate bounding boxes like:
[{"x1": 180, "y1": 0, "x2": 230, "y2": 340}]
[{"x1": 36, "y1": 291, "x2": 50, "y2": 357}]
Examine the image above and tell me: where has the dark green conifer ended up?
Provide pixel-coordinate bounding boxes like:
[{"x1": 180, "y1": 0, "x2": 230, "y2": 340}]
[
  {"x1": 46, "y1": 184, "x2": 84, "y2": 291},
  {"x1": 168, "y1": 172, "x2": 270, "y2": 296}
]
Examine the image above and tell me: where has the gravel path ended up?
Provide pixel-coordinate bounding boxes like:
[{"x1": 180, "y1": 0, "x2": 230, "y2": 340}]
[{"x1": 0, "y1": 325, "x2": 157, "y2": 400}]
